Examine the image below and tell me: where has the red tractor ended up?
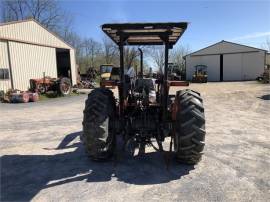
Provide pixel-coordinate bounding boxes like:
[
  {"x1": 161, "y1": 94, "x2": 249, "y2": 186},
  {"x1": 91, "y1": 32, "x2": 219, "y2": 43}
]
[
  {"x1": 82, "y1": 22, "x2": 206, "y2": 164},
  {"x1": 30, "y1": 76, "x2": 71, "y2": 96}
]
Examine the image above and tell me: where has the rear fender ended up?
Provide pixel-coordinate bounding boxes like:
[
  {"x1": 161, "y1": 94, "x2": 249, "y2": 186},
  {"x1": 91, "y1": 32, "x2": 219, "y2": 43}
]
[
  {"x1": 100, "y1": 80, "x2": 118, "y2": 88},
  {"x1": 167, "y1": 81, "x2": 189, "y2": 98}
]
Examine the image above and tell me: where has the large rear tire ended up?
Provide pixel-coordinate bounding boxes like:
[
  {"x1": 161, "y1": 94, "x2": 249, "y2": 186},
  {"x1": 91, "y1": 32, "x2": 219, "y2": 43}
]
[
  {"x1": 58, "y1": 77, "x2": 71, "y2": 96},
  {"x1": 174, "y1": 89, "x2": 206, "y2": 164},
  {"x1": 82, "y1": 88, "x2": 116, "y2": 160}
]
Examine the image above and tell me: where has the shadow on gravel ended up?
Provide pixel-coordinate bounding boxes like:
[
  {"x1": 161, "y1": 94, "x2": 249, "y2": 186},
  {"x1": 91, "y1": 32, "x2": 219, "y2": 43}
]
[
  {"x1": 258, "y1": 94, "x2": 270, "y2": 100},
  {"x1": 1, "y1": 131, "x2": 194, "y2": 201}
]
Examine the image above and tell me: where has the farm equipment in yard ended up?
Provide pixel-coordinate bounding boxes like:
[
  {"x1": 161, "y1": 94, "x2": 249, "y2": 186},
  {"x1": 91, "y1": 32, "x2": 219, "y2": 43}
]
[
  {"x1": 263, "y1": 68, "x2": 270, "y2": 83},
  {"x1": 0, "y1": 89, "x2": 39, "y2": 103},
  {"x1": 76, "y1": 80, "x2": 97, "y2": 89},
  {"x1": 100, "y1": 65, "x2": 120, "y2": 88},
  {"x1": 109, "y1": 66, "x2": 120, "y2": 81},
  {"x1": 100, "y1": 64, "x2": 114, "y2": 81},
  {"x1": 192, "y1": 65, "x2": 208, "y2": 83},
  {"x1": 257, "y1": 66, "x2": 270, "y2": 83},
  {"x1": 9, "y1": 90, "x2": 39, "y2": 103},
  {"x1": 168, "y1": 63, "x2": 182, "y2": 81},
  {"x1": 82, "y1": 22, "x2": 206, "y2": 164},
  {"x1": 76, "y1": 67, "x2": 97, "y2": 89},
  {"x1": 30, "y1": 76, "x2": 71, "y2": 96}
]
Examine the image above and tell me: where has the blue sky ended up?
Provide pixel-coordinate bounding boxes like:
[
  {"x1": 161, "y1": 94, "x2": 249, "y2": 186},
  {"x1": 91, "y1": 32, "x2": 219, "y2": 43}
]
[{"x1": 60, "y1": 0, "x2": 270, "y2": 52}]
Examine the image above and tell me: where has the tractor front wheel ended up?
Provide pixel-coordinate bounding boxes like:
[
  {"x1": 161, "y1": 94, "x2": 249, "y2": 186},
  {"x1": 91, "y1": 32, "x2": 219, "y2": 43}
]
[{"x1": 174, "y1": 89, "x2": 206, "y2": 164}]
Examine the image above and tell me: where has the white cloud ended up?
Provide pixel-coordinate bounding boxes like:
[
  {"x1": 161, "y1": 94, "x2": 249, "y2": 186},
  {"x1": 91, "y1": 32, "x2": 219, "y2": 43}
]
[{"x1": 231, "y1": 31, "x2": 270, "y2": 41}]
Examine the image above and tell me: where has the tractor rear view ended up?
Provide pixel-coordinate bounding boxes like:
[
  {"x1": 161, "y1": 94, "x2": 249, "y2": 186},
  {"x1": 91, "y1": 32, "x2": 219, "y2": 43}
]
[{"x1": 82, "y1": 22, "x2": 206, "y2": 164}]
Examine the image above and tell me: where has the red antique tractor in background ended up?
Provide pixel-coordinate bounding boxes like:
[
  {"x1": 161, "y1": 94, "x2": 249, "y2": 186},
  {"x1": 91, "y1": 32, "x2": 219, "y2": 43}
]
[
  {"x1": 30, "y1": 76, "x2": 71, "y2": 96},
  {"x1": 1, "y1": 75, "x2": 71, "y2": 103}
]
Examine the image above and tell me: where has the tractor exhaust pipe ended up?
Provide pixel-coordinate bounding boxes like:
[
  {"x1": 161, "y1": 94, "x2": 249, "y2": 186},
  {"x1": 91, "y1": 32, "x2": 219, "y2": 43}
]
[{"x1": 138, "y1": 48, "x2": 143, "y2": 78}]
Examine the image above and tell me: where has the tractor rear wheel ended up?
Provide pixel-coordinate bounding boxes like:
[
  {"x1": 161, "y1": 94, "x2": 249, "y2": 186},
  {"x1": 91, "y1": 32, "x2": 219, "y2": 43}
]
[
  {"x1": 58, "y1": 77, "x2": 71, "y2": 96},
  {"x1": 82, "y1": 88, "x2": 116, "y2": 160},
  {"x1": 174, "y1": 89, "x2": 206, "y2": 164}
]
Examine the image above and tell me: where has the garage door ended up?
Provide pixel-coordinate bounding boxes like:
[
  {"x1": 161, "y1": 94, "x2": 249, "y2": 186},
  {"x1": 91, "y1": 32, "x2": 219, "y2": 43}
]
[
  {"x1": 186, "y1": 55, "x2": 220, "y2": 81},
  {"x1": 223, "y1": 54, "x2": 242, "y2": 81},
  {"x1": 242, "y1": 52, "x2": 265, "y2": 80},
  {"x1": 9, "y1": 41, "x2": 57, "y2": 91}
]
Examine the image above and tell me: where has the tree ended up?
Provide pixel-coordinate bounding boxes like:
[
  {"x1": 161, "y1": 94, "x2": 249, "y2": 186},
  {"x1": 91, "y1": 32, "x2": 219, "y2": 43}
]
[
  {"x1": 1, "y1": 0, "x2": 27, "y2": 21},
  {"x1": 102, "y1": 36, "x2": 119, "y2": 64},
  {"x1": 1, "y1": 0, "x2": 72, "y2": 35},
  {"x1": 149, "y1": 46, "x2": 164, "y2": 73},
  {"x1": 148, "y1": 44, "x2": 191, "y2": 74},
  {"x1": 83, "y1": 38, "x2": 102, "y2": 68},
  {"x1": 170, "y1": 44, "x2": 191, "y2": 70},
  {"x1": 124, "y1": 47, "x2": 139, "y2": 69},
  {"x1": 63, "y1": 31, "x2": 83, "y2": 57},
  {"x1": 262, "y1": 37, "x2": 270, "y2": 52}
]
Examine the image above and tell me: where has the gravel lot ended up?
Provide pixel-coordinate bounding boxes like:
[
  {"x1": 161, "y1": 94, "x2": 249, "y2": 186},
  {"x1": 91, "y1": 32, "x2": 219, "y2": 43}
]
[{"x1": 1, "y1": 81, "x2": 270, "y2": 202}]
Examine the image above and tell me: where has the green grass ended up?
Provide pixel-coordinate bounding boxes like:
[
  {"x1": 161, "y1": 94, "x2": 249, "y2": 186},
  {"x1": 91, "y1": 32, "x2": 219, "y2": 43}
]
[{"x1": 39, "y1": 92, "x2": 79, "y2": 101}]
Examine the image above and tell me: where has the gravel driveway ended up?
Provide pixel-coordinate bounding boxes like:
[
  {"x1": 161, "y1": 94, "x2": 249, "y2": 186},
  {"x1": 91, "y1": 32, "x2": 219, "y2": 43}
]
[{"x1": 1, "y1": 81, "x2": 269, "y2": 202}]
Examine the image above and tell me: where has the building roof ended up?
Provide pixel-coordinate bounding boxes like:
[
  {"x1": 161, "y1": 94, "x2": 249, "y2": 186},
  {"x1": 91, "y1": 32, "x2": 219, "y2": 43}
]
[
  {"x1": 185, "y1": 40, "x2": 267, "y2": 57},
  {"x1": 102, "y1": 22, "x2": 188, "y2": 46},
  {"x1": 0, "y1": 19, "x2": 74, "y2": 49}
]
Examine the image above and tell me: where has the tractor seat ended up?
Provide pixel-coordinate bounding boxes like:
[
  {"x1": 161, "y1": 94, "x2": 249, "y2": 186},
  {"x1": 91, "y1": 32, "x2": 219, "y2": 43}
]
[{"x1": 134, "y1": 78, "x2": 155, "y2": 94}]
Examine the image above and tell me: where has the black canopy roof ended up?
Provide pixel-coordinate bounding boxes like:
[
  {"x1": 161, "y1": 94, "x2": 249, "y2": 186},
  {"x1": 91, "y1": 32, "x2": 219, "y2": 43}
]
[{"x1": 102, "y1": 22, "x2": 188, "y2": 46}]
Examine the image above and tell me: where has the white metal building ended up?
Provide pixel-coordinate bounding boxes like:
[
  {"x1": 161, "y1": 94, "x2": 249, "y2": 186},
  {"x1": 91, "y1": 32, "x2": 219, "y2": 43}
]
[
  {"x1": 0, "y1": 19, "x2": 76, "y2": 92},
  {"x1": 185, "y1": 40, "x2": 266, "y2": 81},
  {"x1": 266, "y1": 53, "x2": 270, "y2": 66}
]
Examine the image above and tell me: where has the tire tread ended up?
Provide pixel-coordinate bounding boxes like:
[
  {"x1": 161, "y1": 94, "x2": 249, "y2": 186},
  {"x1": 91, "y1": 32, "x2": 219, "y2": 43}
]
[
  {"x1": 174, "y1": 89, "x2": 206, "y2": 164},
  {"x1": 82, "y1": 88, "x2": 116, "y2": 161}
]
